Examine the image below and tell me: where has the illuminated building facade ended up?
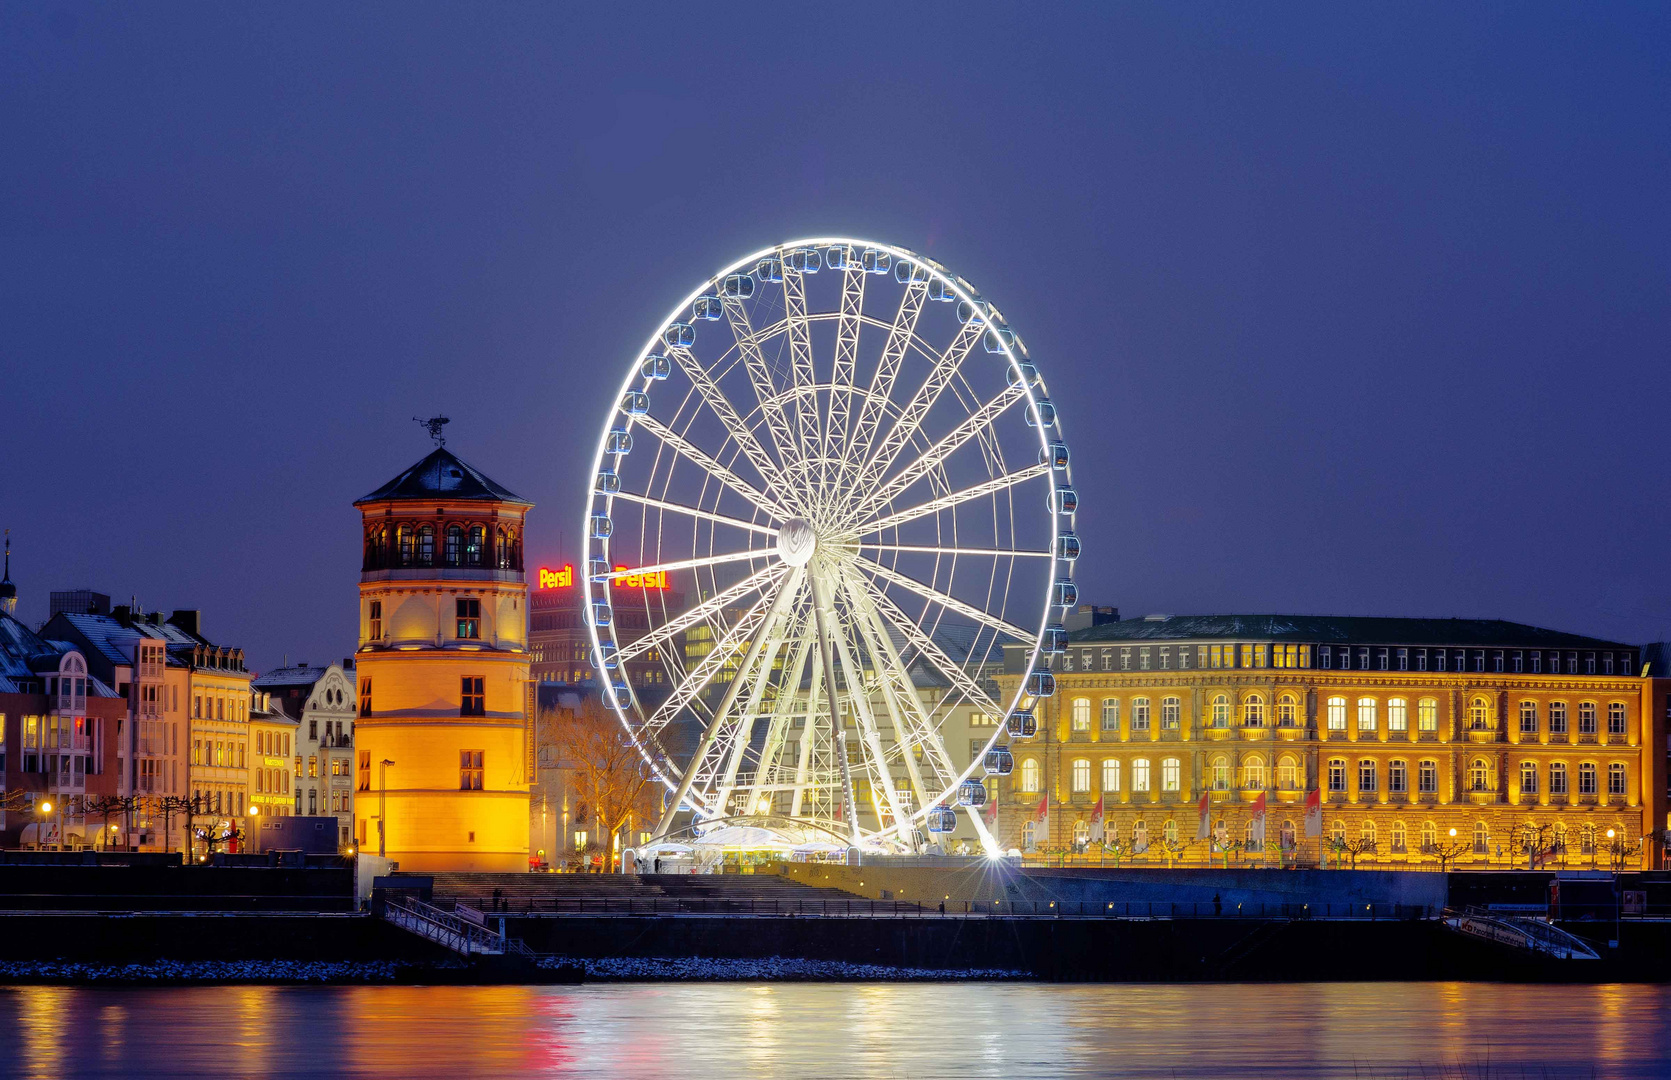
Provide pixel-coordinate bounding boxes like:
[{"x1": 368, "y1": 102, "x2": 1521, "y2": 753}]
[
  {"x1": 252, "y1": 661, "x2": 356, "y2": 845},
  {"x1": 246, "y1": 690, "x2": 299, "y2": 819},
  {"x1": 529, "y1": 561, "x2": 683, "y2": 692},
  {"x1": 997, "y1": 615, "x2": 1668, "y2": 868},
  {"x1": 352, "y1": 445, "x2": 532, "y2": 872}
]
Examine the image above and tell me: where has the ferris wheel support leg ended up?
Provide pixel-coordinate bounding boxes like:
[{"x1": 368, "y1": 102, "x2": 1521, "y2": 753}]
[
  {"x1": 654, "y1": 566, "x2": 805, "y2": 837},
  {"x1": 839, "y1": 574, "x2": 936, "y2": 837},
  {"x1": 965, "y1": 804, "x2": 1002, "y2": 857},
  {"x1": 821, "y1": 586, "x2": 913, "y2": 848},
  {"x1": 788, "y1": 647, "x2": 823, "y2": 819},
  {"x1": 811, "y1": 569, "x2": 863, "y2": 846}
]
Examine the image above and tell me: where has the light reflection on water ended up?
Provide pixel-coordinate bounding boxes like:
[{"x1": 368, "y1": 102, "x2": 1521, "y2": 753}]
[{"x1": 0, "y1": 982, "x2": 1666, "y2": 1079}]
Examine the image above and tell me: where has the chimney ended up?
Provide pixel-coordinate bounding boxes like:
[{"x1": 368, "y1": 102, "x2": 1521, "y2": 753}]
[{"x1": 168, "y1": 610, "x2": 200, "y2": 637}]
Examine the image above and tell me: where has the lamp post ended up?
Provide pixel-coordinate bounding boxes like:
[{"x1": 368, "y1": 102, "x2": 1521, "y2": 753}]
[
  {"x1": 37, "y1": 799, "x2": 54, "y2": 851},
  {"x1": 247, "y1": 805, "x2": 260, "y2": 855},
  {"x1": 378, "y1": 759, "x2": 394, "y2": 858}
]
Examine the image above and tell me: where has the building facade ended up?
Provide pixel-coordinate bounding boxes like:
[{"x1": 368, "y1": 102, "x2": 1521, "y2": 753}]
[
  {"x1": 247, "y1": 689, "x2": 300, "y2": 821},
  {"x1": 251, "y1": 662, "x2": 356, "y2": 845},
  {"x1": 996, "y1": 615, "x2": 1668, "y2": 869},
  {"x1": 352, "y1": 445, "x2": 532, "y2": 872}
]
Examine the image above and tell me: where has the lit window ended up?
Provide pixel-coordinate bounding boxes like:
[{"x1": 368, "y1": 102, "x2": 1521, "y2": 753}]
[
  {"x1": 1131, "y1": 698, "x2": 1150, "y2": 731},
  {"x1": 1071, "y1": 698, "x2": 1091, "y2": 732},
  {"x1": 1211, "y1": 695, "x2": 1229, "y2": 728},
  {"x1": 456, "y1": 597, "x2": 481, "y2": 640},
  {"x1": 1242, "y1": 695, "x2": 1264, "y2": 727},
  {"x1": 1020, "y1": 758, "x2": 1041, "y2": 793},
  {"x1": 457, "y1": 750, "x2": 483, "y2": 790},
  {"x1": 1160, "y1": 758, "x2": 1181, "y2": 792},
  {"x1": 1391, "y1": 821, "x2": 1407, "y2": 853},
  {"x1": 1100, "y1": 698, "x2": 1120, "y2": 731},
  {"x1": 1326, "y1": 697, "x2": 1347, "y2": 731},
  {"x1": 1160, "y1": 697, "x2": 1181, "y2": 730},
  {"x1": 1469, "y1": 759, "x2": 1491, "y2": 792},
  {"x1": 1469, "y1": 698, "x2": 1490, "y2": 731},
  {"x1": 1418, "y1": 699, "x2": 1438, "y2": 733},
  {"x1": 1131, "y1": 759, "x2": 1151, "y2": 793},
  {"x1": 1473, "y1": 822, "x2": 1489, "y2": 855},
  {"x1": 1071, "y1": 758, "x2": 1091, "y2": 793},
  {"x1": 1211, "y1": 757, "x2": 1229, "y2": 791},
  {"x1": 1420, "y1": 821, "x2": 1438, "y2": 851},
  {"x1": 1101, "y1": 758, "x2": 1120, "y2": 792},
  {"x1": 1277, "y1": 695, "x2": 1298, "y2": 727},
  {"x1": 1132, "y1": 820, "x2": 1148, "y2": 852},
  {"x1": 1242, "y1": 756, "x2": 1265, "y2": 790},
  {"x1": 1387, "y1": 698, "x2": 1407, "y2": 732},
  {"x1": 1277, "y1": 757, "x2": 1298, "y2": 790},
  {"x1": 1357, "y1": 697, "x2": 1377, "y2": 733}
]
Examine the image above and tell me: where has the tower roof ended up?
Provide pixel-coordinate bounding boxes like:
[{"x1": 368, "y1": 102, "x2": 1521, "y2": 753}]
[{"x1": 355, "y1": 447, "x2": 530, "y2": 507}]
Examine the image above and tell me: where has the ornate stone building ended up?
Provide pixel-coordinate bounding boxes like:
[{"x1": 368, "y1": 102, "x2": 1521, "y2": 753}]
[
  {"x1": 352, "y1": 444, "x2": 532, "y2": 871},
  {"x1": 996, "y1": 615, "x2": 1667, "y2": 869}
]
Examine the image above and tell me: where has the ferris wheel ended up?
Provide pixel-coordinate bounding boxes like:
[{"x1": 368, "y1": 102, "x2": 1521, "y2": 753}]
[{"x1": 581, "y1": 238, "x2": 1078, "y2": 854}]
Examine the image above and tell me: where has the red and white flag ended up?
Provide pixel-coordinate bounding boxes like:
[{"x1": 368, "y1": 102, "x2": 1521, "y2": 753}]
[
  {"x1": 1249, "y1": 791, "x2": 1267, "y2": 849},
  {"x1": 1304, "y1": 787, "x2": 1322, "y2": 838},
  {"x1": 1196, "y1": 791, "x2": 1211, "y2": 840},
  {"x1": 1089, "y1": 793, "x2": 1105, "y2": 841}
]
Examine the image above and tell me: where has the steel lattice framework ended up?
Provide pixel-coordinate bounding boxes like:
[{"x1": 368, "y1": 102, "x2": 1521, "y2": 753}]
[{"x1": 582, "y1": 238, "x2": 1079, "y2": 854}]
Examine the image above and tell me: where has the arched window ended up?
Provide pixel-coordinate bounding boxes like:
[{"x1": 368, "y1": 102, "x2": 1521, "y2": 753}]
[
  {"x1": 465, "y1": 525, "x2": 485, "y2": 567},
  {"x1": 1519, "y1": 700, "x2": 1538, "y2": 734},
  {"x1": 1277, "y1": 755, "x2": 1299, "y2": 790},
  {"x1": 1608, "y1": 762, "x2": 1626, "y2": 796},
  {"x1": 1417, "y1": 698, "x2": 1439, "y2": 733},
  {"x1": 1071, "y1": 758, "x2": 1091, "y2": 793},
  {"x1": 495, "y1": 528, "x2": 510, "y2": 570},
  {"x1": 1473, "y1": 821, "x2": 1490, "y2": 855},
  {"x1": 1245, "y1": 820, "x2": 1262, "y2": 852},
  {"x1": 1580, "y1": 824, "x2": 1596, "y2": 855},
  {"x1": 1549, "y1": 701, "x2": 1568, "y2": 734},
  {"x1": 1608, "y1": 702, "x2": 1627, "y2": 736},
  {"x1": 1358, "y1": 759, "x2": 1377, "y2": 793},
  {"x1": 1212, "y1": 818, "x2": 1229, "y2": 848},
  {"x1": 1163, "y1": 819, "x2": 1179, "y2": 844},
  {"x1": 1360, "y1": 820, "x2": 1377, "y2": 847},
  {"x1": 1279, "y1": 820, "x2": 1297, "y2": 850},
  {"x1": 1132, "y1": 820, "x2": 1148, "y2": 852},
  {"x1": 1421, "y1": 821, "x2": 1438, "y2": 852},
  {"x1": 1160, "y1": 697, "x2": 1181, "y2": 730},
  {"x1": 1211, "y1": 695, "x2": 1230, "y2": 728},
  {"x1": 1327, "y1": 696, "x2": 1348, "y2": 731},
  {"x1": 1019, "y1": 758, "x2": 1042, "y2": 793},
  {"x1": 1391, "y1": 820, "x2": 1407, "y2": 854},
  {"x1": 1330, "y1": 820, "x2": 1346, "y2": 844},
  {"x1": 1577, "y1": 702, "x2": 1598, "y2": 735},
  {"x1": 1469, "y1": 758, "x2": 1491, "y2": 792},
  {"x1": 1101, "y1": 698, "x2": 1120, "y2": 731},
  {"x1": 1131, "y1": 697, "x2": 1151, "y2": 731},
  {"x1": 1132, "y1": 758, "x2": 1151, "y2": 792},
  {"x1": 1470, "y1": 697, "x2": 1490, "y2": 731},
  {"x1": 1357, "y1": 697, "x2": 1378, "y2": 732},
  {"x1": 1021, "y1": 821, "x2": 1037, "y2": 851},
  {"x1": 1242, "y1": 694, "x2": 1265, "y2": 727},
  {"x1": 1242, "y1": 755, "x2": 1266, "y2": 790},
  {"x1": 416, "y1": 525, "x2": 435, "y2": 567},
  {"x1": 1327, "y1": 758, "x2": 1347, "y2": 792},
  {"x1": 1277, "y1": 694, "x2": 1298, "y2": 727},
  {"x1": 1387, "y1": 698, "x2": 1408, "y2": 733},
  {"x1": 1072, "y1": 819, "x2": 1089, "y2": 846},
  {"x1": 1549, "y1": 762, "x2": 1568, "y2": 795},
  {"x1": 397, "y1": 524, "x2": 414, "y2": 567},
  {"x1": 1210, "y1": 755, "x2": 1230, "y2": 791},
  {"x1": 1071, "y1": 698, "x2": 1091, "y2": 732},
  {"x1": 444, "y1": 525, "x2": 463, "y2": 566},
  {"x1": 1160, "y1": 758, "x2": 1181, "y2": 792},
  {"x1": 364, "y1": 528, "x2": 381, "y2": 569},
  {"x1": 1101, "y1": 758, "x2": 1120, "y2": 792},
  {"x1": 1520, "y1": 761, "x2": 1538, "y2": 794},
  {"x1": 1577, "y1": 762, "x2": 1597, "y2": 795}
]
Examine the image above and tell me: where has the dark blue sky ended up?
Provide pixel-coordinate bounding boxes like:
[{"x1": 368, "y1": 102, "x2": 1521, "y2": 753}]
[{"x1": 2, "y1": 4, "x2": 1667, "y2": 670}]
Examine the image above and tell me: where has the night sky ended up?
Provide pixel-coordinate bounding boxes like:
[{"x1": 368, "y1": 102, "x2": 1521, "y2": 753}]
[{"x1": 2, "y1": 5, "x2": 1667, "y2": 671}]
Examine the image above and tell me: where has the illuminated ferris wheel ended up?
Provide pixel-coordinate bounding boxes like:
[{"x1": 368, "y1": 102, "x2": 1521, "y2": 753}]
[{"x1": 581, "y1": 238, "x2": 1078, "y2": 854}]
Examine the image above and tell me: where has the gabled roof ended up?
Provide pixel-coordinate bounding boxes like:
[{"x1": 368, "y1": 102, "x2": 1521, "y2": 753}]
[
  {"x1": 1069, "y1": 614, "x2": 1634, "y2": 650},
  {"x1": 355, "y1": 447, "x2": 529, "y2": 506},
  {"x1": 252, "y1": 664, "x2": 333, "y2": 691},
  {"x1": 54, "y1": 613, "x2": 143, "y2": 667}
]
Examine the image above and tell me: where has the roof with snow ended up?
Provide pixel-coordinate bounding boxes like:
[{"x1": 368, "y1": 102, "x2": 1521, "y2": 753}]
[
  {"x1": 355, "y1": 447, "x2": 529, "y2": 506},
  {"x1": 251, "y1": 665, "x2": 333, "y2": 690},
  {"x1": 1069, "y1": 614, "x2": 1633, "y2": 650}
]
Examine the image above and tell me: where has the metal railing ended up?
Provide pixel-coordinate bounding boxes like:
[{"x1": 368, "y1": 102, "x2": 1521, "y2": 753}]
[
  {"x1": 452, "y1": 895, "x2": 1438, "y2": 920},
  {"x1": 384, "y1": 895, "x2": 506, "y2": 955}
]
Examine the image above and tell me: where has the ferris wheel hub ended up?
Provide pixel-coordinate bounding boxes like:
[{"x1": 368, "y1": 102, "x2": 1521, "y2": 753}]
[{"x1": 776, "y1": 517, "x2": 818, "y2": 567}]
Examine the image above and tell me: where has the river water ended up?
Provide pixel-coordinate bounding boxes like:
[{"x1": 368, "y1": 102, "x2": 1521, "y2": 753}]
[{"x1": 1, "y1": 982, "x2": 1665, "y2": 1079}]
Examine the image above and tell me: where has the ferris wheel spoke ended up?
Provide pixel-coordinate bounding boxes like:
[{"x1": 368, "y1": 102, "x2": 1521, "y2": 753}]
[
  {"x1": 667, "y1": 345, "x2": 793, "y2": 505},
  {"x1": 862, "y1": 462, "x2": 1050, "y2": 536},
  {"x1": 821, "y1": 577, "x2": 912, "y2": 840},
  {"x1": 840, "y1": 280, "x2": 928, "y2": 502},
  {"x1": 607, "y1": 489, "x2": 780, "y2": 538},
  {"x1": 615, "y1": 563, "x2": 782, "y2": 665},
  {"x1": 607, "y1": 548, "x2": 774, "y2": 582},
  {"x1": 742, "y1": 635, "x2": 814, "y2": 820},
  {"x1": 857, "y1": 543, "x2": 1053, "y2": 559},
  {"x1": 845, "y1": 567, "x2": 1008, "y2": 720},
  {"x1": 851, "y1": 382, "x2": 1028, "y2": 521},
  {"x1": 822, "y1": 262, "x2": 867, "y2": 502},
  {"x1": 721, "y1": 297, "x2": 803, "y2": 474},
  {"x1": 855, "y1": 557, "x2": 1032, "y2": 643},
  {"x1": 855, "y1": 315, "x2": 986, "y2": 494},
  {"x1": 633, "y1": 413, "x2": 790, "y2": 521},
  {"x1": 779, "y1": 263, "x2": 823, "y2": 478}
]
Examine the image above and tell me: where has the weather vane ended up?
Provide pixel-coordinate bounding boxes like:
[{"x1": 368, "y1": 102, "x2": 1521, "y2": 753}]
[{"x1": 414, "y1": 415, "x2": 450, "y2": 446}]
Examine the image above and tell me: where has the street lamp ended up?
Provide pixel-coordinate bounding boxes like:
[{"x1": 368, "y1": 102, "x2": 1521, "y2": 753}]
[
  {"x1": 378, "y1": 759, "x2": 395, "y2": 859},
  {"x1": 37, "y1": 800, "x2": 55, "y2": 851}
]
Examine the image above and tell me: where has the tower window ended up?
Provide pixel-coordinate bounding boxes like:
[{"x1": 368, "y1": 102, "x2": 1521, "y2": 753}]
[
  {"x1": 461, "y1": 677, "x2": 485, "y2": 716},
  {"x1": 466, "y1": 525, "x2": 486, "y2": 567},
  {"x1": 460, "y1": 750, "x2": 484, "y2": 790},
  {"x1": 417, "y1": 526, "x2": 434, "y2": 567},
  {"x1": 358, "y1": 679, "x2": 372, "y2": 718},
  {"x1": 368, "y1": 601, "x2": 382, "y2": 640},
  {"x1": 444, "y1": 525, "x2": 463, "y2": 566},
  {"x1": 457, "y1": 598, "x2": 481, "y2": 640}
]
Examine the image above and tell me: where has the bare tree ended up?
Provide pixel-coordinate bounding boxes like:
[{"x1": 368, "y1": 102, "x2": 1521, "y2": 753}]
[
  {"x1": 1605, "y1": 832, "x2": 1643, "y2": 872},
  {"x1": 551, "y1": 696, "x2": 658, "y2": 872},
  {"x1": 84, "y1": 795, "x2": 137, "y2": 850},
  {"x1": 1422, "y1": 833, "x2": 1472, "y2": 872},
  {"x1": 1515, "y1": 819, "x2": 1563, "y2": 870},
  {"x1": 1327, "y1": 834, "x2": 1377, "y2": 870}
]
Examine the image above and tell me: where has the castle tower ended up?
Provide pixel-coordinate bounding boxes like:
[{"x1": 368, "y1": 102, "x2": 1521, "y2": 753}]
[{"x1": 352, "y1": 434, "x2": 532, "y2": 872}]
